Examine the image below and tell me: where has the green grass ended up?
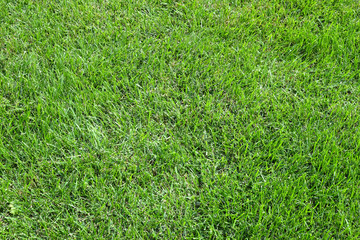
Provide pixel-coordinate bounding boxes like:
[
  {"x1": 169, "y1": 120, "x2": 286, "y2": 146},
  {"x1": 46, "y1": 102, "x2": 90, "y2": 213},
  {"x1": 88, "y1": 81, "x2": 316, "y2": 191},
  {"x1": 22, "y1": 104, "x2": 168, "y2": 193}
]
[{"x1": 1, "y1": 0, "x2": 360, "y2": 238}]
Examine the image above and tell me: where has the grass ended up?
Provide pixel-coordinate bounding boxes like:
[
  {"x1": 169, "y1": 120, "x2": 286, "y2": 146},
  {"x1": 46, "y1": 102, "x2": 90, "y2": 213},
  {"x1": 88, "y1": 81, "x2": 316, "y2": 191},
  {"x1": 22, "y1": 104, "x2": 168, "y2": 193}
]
[{"x1": 0, "y1": 0, "x2": 360, "y2": 238}]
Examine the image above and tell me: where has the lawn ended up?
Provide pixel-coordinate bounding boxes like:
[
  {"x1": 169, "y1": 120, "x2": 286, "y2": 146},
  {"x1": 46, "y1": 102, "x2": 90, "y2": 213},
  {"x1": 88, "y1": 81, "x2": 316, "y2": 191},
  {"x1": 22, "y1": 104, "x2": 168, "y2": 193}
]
[{"x1": 0, "y1": 0, "x2": 360, "y2": 238}]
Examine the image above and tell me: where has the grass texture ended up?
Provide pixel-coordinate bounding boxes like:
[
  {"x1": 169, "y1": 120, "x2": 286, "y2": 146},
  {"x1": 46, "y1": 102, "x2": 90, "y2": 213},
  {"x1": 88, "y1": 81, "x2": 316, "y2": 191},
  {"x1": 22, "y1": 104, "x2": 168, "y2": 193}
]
[{"x1": 0, "y1": 0, "x2": 360, "y2": 238}]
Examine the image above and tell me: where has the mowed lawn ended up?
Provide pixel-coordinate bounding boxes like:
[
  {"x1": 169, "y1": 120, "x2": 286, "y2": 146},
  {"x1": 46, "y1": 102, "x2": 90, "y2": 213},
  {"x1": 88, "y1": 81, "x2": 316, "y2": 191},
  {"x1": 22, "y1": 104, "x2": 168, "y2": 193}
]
[{"x1": 1, "y1": 0, "x2": 360, "y2": 238}]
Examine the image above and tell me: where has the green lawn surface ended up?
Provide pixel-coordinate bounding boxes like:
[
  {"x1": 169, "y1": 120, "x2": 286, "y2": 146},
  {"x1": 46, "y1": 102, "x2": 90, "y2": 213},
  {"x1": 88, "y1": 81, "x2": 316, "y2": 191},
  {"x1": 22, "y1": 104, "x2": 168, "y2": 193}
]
[{"x1": 1, "y1": 0, "x2": 360, "y2": 238}]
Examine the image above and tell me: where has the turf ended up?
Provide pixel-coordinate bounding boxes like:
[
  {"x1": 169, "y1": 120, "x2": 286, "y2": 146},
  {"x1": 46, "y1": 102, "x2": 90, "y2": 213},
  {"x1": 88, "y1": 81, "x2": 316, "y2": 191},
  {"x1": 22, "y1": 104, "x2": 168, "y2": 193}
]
[{"x1": 1, "y1": 0, "x2": 360, "y2": 238}]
